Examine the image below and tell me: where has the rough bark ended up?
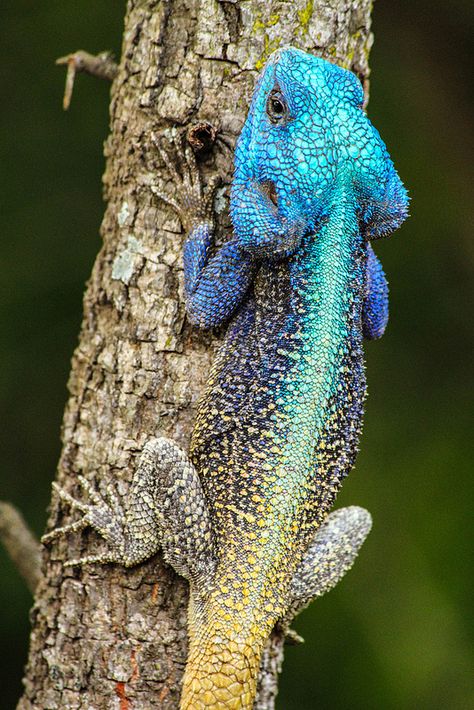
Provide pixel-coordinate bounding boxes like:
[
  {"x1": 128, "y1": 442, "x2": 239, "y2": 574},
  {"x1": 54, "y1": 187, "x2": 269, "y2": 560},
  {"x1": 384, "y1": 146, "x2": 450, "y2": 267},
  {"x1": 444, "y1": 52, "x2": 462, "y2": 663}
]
[{"x1": 19, "y1": 1, "x2": 373, "y2": 708}]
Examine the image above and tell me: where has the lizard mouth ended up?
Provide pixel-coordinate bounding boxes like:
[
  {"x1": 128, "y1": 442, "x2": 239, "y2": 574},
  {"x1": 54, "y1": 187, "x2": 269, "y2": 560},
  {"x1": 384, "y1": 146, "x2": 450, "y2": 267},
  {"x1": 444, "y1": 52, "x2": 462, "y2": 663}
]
[{"x1": 259, "y1": 180, "x2": 279, "y2": 209}]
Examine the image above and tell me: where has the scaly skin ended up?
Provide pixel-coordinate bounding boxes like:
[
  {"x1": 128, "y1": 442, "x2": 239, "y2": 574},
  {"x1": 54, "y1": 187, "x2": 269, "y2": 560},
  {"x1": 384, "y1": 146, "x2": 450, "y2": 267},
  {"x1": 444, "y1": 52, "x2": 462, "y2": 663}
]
[{"x1": 43, "y1": 47, "x2": 408, "y2": 709}]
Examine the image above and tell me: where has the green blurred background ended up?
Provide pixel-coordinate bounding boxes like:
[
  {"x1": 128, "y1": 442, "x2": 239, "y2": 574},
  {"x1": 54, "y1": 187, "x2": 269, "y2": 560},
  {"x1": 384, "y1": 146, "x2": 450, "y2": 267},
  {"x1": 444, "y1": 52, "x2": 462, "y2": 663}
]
[{"x1": 1, "y1": 2, "x2": 472, "y2": 708}]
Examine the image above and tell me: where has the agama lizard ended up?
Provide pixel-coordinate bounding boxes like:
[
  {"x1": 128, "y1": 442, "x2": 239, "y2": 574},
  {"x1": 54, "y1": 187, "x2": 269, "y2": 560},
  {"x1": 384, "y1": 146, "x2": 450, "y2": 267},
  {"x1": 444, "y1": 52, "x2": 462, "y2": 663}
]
[{"x1": 43, "y1": 47, "x2": 409, "y2": 709}]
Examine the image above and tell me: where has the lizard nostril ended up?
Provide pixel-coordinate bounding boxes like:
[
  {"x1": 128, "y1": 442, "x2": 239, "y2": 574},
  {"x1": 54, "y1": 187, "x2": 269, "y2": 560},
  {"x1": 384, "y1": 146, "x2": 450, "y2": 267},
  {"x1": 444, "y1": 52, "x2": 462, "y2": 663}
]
[{"x1": 260, "y1": 180, "x2": 278, "y2": 208}]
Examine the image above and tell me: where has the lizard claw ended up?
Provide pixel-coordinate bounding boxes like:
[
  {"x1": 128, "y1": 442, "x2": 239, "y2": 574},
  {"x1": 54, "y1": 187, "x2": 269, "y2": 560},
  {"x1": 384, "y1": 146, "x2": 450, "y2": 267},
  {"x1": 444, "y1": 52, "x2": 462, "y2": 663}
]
[
  {"x1": 41, "y1": 516, "x2": 87, "y2": 544},
  {"x1": 50, "y1": 481, "x2": 91, "y2": 515},
  {"x1": 149, "y1": 185, "x2": 181, "y2": 214},
  {"x1": 154, "y1": 136, "x2": 183, "y2": 187}
]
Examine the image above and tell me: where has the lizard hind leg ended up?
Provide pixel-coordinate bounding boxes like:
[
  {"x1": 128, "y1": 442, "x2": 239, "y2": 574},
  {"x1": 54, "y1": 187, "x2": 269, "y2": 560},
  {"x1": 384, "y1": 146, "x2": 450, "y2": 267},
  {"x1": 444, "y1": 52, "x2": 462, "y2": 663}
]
[
  {"x1": 286, "y1": 506, "x2": 372, "y2": 622},
  {"x1": 42, "y1": 437, "x2": 217, "y2": 583},
  {"x1": 142, "y1": 437, "x2": 217, "y2": 582}
]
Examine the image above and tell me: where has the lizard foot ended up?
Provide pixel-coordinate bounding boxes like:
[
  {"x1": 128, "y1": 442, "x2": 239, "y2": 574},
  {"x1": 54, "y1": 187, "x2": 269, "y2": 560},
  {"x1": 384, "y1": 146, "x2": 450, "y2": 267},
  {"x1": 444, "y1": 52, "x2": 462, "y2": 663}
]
[
  {"x1": 150, "y1": 131, "x2": 220, "y2": 233},
  {"x1": 42, "y1": 474, "x2": 132, "y2": 567}
]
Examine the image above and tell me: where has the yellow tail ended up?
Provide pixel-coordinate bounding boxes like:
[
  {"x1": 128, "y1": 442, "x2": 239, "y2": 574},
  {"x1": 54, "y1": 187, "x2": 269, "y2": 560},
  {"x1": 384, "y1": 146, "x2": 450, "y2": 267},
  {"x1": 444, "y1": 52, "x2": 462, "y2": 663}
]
[{"x1": 180, "y1": 635, "x2": 262, "y2": 710}]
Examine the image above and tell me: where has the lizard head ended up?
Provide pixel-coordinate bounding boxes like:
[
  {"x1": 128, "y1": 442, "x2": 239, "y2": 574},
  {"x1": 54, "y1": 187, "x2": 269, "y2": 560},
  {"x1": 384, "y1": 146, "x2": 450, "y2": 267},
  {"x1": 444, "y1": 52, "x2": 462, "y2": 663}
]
[{"x1": 232, "y1": 46, "x2": 408, "y2": 241}]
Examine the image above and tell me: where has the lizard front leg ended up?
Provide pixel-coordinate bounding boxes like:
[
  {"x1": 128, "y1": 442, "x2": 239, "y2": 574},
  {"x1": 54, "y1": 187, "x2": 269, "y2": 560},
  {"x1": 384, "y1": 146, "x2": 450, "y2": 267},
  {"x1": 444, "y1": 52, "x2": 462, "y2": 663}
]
[
  {"x1": 362, "y1": 243, "x2": 389, "y2": 340},
  {"x1": 43, "y1": 438, "x2": 216, "y2": 584},
  {"x1": 152, "y1": 134, "x2": 256, "y2": 329}
]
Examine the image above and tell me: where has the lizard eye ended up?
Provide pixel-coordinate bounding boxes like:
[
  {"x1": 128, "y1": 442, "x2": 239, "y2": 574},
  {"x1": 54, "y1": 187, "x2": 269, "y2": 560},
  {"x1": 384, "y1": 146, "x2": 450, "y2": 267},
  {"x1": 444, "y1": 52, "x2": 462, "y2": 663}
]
[{"x1": 266, "y1": 90, "x2": 288, "y2": 123}]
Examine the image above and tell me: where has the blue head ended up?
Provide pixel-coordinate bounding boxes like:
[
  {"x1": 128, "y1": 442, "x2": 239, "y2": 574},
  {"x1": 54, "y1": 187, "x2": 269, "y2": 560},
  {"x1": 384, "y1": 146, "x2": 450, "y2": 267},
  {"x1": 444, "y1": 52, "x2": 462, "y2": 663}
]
[{"x1": 231, "y1": 47, "x2": 408, "y2": 251}]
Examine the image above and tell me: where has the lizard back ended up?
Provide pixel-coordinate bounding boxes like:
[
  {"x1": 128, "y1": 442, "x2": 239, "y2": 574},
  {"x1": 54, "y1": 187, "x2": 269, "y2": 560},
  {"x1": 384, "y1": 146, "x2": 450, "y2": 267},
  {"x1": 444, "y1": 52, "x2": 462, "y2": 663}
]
[{"x1": 181, "y1": 47, "x2": 409, "y2": 709}]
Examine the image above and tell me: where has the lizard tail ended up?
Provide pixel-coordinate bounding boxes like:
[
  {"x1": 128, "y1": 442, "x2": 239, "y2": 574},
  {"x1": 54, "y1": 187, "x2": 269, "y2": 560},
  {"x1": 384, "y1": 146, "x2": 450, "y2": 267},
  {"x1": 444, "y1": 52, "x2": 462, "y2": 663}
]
[{"x1": 180, "y1": 634, "x2": 262, "y2": 709}]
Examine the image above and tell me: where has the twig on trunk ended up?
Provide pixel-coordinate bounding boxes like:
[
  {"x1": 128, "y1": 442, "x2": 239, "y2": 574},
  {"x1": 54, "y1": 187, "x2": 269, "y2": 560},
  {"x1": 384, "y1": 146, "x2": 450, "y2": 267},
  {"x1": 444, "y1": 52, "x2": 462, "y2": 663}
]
[{"x1": 56, "y1": 50, "x2": 118, "y2": 110}]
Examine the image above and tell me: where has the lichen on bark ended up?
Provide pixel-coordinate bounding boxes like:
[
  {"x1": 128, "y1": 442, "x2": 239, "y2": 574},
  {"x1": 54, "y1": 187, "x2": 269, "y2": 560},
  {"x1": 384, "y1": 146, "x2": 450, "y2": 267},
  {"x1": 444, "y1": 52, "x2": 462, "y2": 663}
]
[{"x1": 18, "y1": 1, "x2": 373, "y2": 707}]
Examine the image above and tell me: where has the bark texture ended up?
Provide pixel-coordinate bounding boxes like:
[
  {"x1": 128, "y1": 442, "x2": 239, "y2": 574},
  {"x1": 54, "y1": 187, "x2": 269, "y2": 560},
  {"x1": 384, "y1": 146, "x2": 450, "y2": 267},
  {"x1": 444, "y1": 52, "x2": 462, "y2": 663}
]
[{"x1": 19, "y1": 1, "x2": 373, "y2": 707}]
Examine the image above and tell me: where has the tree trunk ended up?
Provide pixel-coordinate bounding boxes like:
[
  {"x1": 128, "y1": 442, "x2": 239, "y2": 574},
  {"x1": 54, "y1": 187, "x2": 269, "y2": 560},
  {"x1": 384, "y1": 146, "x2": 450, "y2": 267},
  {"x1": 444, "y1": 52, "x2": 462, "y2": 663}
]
[{"x1": 19, "y1": 1, "x2": 373, "y2": 707}]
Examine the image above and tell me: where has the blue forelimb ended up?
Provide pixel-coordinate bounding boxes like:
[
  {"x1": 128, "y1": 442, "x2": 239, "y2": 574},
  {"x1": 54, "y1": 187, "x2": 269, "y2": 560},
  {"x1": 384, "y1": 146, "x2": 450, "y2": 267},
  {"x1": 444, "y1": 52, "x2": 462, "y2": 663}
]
[
  {"x1": 362, "y1": 243, "x2": 389, "y2": 340},
  {"x1": 183, "y1": 224, "x2": 255, "y2": 329}
]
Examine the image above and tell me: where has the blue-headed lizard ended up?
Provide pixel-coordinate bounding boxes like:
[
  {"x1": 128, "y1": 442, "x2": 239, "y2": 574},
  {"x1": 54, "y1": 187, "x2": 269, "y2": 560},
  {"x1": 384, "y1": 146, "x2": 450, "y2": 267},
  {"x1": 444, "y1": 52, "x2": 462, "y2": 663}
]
[{"x1": 43, "y1": 47, "x2": 409, "y2": 709}]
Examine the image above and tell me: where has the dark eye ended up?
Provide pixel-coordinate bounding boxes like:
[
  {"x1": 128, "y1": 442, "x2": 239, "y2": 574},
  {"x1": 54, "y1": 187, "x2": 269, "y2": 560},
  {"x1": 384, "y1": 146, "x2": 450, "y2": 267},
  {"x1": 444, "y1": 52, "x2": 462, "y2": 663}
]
[{"x1": 266, "y1": 90, "x2": 288, "y2": 123}]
